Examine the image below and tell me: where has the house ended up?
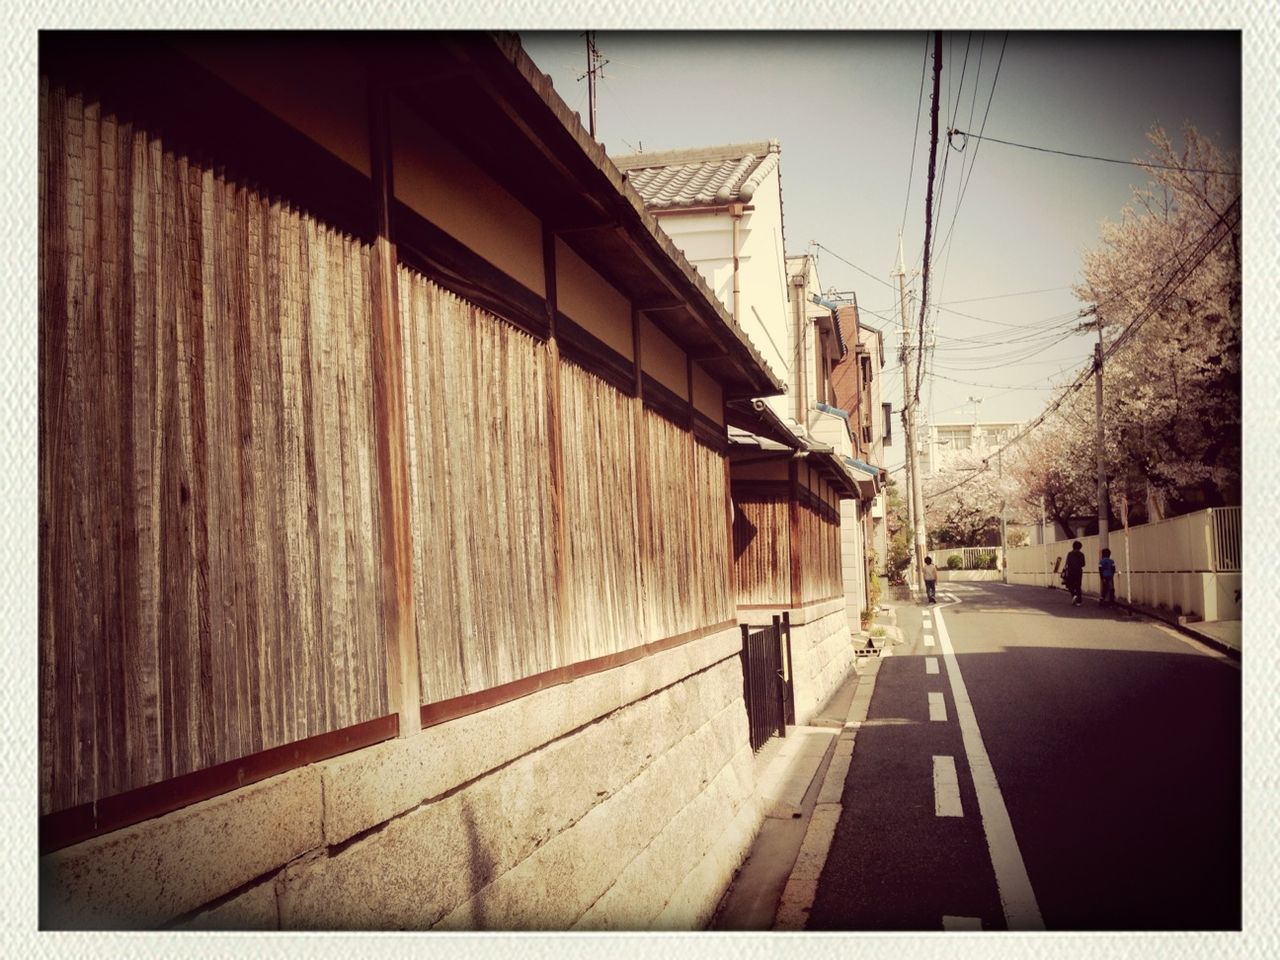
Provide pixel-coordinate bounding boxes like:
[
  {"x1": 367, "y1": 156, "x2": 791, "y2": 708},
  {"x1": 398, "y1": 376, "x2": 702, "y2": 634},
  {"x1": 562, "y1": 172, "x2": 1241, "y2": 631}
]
[
  {"x1": 829, "y1": 301, "x2": 890, "y2": 625},
  {"x1": 613, "y1": 146, "x2": 864, "y2": 724},
  {"x1": 38, "y1": 31, "x2": 789, "y2": 930}
]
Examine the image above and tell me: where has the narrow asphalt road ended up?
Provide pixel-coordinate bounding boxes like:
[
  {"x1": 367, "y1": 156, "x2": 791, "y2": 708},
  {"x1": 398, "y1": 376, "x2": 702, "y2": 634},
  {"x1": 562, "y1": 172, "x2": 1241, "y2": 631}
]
[{"x1": 807, "y1": 580, "x2": 1241, "y2": 932}]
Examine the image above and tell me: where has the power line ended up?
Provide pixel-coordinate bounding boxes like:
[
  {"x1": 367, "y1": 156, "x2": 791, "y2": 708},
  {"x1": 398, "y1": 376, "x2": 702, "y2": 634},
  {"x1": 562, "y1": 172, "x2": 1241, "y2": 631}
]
[
  {"x1": 898, "y1": 34, "x2": 931, "y2": 243},
  {"x1": 947, "y1": 128, "x2": 1241, "y2": 177},
  {"x1": 938, "y1": 284, "x2": 1067, "y2": 305},
  {"x1": 923, "y1": 201, "x2": 1239, "y2": 504}
]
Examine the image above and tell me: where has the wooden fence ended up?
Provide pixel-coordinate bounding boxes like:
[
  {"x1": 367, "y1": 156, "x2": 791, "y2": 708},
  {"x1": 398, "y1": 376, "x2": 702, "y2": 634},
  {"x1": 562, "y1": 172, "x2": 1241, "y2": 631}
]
[
  {"x1": 732, "y1": 473, "x2": 842, "y2": 608},
  {"x1": 38, "y1": 75, "x2": 740, "y2": 831}
]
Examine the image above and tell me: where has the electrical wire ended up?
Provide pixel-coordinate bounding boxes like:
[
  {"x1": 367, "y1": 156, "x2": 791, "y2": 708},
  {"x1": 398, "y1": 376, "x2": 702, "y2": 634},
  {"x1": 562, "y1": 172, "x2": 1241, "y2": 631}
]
[
  {"x1": 946, "y1": 128, "x2": 1241, "y2": 177},
  {"x1": 923, "y1": 200, "x2": 1240, "y2": 503},
  {"x1": 899, "y1": 34, "x2": 931, "y2": 243}
]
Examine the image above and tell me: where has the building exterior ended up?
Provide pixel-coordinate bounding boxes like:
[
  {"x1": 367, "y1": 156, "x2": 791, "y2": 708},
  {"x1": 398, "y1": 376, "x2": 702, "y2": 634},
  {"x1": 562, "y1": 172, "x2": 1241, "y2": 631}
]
[
  {"x1": 829, "y1": 302, "x2": 890, "y2": 626},
  {"x1": 39, "y1": 31, "x2": 790, "y2": 930},
  {"x1": 921, "y1": 418, "x2": 1024, "y2": 476},
  {"x1": 614, "y1": 146, "x2": 865, "y2": 723}
]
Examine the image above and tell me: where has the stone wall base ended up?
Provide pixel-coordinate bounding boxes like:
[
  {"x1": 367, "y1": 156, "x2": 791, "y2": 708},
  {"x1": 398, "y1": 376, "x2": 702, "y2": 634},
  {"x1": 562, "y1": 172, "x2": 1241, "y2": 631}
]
[{"x1": 41, "y1": 624, "x2": 760, "y2": 931}]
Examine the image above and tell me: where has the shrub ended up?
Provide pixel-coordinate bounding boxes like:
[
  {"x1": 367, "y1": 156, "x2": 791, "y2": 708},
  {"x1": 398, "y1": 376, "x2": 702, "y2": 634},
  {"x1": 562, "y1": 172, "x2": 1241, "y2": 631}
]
[{"x1": 946, "y1": 554, "x2": 964, "y2": 569}]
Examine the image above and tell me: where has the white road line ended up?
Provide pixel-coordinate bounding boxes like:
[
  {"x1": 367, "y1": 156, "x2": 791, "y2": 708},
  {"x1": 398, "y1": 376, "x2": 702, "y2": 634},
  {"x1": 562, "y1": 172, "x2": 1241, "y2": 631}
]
[
  {"x1": 932, "y1": 755, "x2": 963, "y2": 817},
  {"x1": 928, "y1": 691, "x2": 947, "y2": 722},
  {"x1": 943, "y1": 915, "x2": 983, "y2": 931},
  {"x1": 925, "y1": 656, "x2": 939, "y2": 675},
  {"x1": 923, "y1": 635, "x2": 935, "y2": 647},
  {"x1": 934, "y1": 606, "x2": 1045, "y2": 931}
]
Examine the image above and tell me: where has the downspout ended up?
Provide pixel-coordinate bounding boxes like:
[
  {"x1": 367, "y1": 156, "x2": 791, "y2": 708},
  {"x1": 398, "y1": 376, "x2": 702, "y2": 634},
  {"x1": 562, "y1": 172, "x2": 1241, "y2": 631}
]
[
  {"x1": 730, "y1": 202, "x2": 744, "y2": 324},
  {"x1": 791, "y1": 272, "x2": 807, "y2": 426}
]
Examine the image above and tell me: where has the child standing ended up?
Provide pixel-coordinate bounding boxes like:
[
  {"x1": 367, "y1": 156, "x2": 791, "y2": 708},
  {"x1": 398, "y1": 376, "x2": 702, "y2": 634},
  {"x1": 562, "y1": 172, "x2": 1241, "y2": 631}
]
[
  {"x1": 1099, "y1": 548, "x2": 1117, "y2": 606},
  {"x1": 923, "y1": 556, "x2": 939, "y2": 604}
]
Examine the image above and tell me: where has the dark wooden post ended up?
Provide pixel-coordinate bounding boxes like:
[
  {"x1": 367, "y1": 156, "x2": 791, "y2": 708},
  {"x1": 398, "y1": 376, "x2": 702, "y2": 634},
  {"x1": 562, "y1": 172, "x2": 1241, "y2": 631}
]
[
  {"x1": 543, "y1": 223, "x2": 568, "y2": 659},
  {"x1": 772, "y1": 614, "x2": 786, "y2": 738},
  {"x1": 367, "y1": 77, "x2": 422, "y2": 737},
  {"x1": 631, "y1": 306, "x2": 651, "y2": 643},
  {"x1": 789, "y1": 458, "x2": 802, "y2": 609}
]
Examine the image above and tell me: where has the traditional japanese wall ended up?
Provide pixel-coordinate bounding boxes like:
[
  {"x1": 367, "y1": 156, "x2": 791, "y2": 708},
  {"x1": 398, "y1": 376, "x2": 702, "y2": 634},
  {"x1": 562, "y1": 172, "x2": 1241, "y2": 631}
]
[
  {"x1": 40, "y1": 625, "x2": 759, "y2": 930},
  {"x1": 39, "y1": 45, "x2": 764, "y2": 930},
  {"x1": 38, "y1": 78, "x2": 393, "y2": 817}
]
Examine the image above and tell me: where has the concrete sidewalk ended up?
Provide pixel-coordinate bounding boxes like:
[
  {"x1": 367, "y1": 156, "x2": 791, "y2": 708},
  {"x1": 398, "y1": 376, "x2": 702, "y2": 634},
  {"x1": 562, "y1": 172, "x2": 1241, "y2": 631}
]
[{"x1": 710, "y1": 632, "x2": 894, "y2": 929}]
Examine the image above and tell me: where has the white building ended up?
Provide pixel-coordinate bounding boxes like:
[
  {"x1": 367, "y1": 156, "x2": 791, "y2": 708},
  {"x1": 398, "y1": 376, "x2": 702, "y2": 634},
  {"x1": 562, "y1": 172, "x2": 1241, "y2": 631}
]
[{"x1": 921, "y1": 418, "x2": 1024, "y2": 475}]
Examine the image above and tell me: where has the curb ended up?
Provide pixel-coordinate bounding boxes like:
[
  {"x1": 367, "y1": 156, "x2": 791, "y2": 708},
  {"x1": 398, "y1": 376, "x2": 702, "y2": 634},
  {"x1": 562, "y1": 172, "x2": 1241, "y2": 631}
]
[{"x1": 772, "y1": 656, "x2": 882, "y2": 930}]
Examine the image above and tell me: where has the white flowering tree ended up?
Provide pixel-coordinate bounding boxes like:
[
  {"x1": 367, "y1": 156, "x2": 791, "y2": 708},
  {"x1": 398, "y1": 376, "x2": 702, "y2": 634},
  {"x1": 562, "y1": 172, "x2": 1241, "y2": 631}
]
[
  {"x1": 1017, "y1": 126, "x2": 1241, "y2": 525},
  {"x1": 924, "y1": 450, "x2": 1023, "y2": 547}
]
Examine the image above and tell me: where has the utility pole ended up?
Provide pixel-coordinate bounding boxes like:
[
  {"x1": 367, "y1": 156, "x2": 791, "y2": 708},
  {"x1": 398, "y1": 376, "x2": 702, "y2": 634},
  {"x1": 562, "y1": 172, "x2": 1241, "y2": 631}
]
[
  {"x1": 1092, "y1": 322, "x2": 1109, "y2": 553},
  {"x1": 894, "y1": 236, "x2": 919, "y2": 594},
  {"x1": 905, "y1": 31, "x2": 942, "y2": 595},
  {"x1": 1077, "y1": 308, "x2": 1110, "y2": 555},
  {"x1": 998, "y1": 449, "x2": 1008, "y2": 583}
]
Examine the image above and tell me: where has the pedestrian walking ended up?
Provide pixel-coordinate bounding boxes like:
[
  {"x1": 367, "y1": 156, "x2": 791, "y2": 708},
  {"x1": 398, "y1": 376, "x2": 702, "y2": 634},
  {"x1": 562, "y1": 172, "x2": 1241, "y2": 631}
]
[
  {"x1": 923, "y1": 556, "x2": 938, "y2": 604},
  {"x1": 1099, "y1": 547, "x2": 1117, "y2": 605},
  {"x1": 1064, "y1": 540, "x2": 1086, "y2": 606}
]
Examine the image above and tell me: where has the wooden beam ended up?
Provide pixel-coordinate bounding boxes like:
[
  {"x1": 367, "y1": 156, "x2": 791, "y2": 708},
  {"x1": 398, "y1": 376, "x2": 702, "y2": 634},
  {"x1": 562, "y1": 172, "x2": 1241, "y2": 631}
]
[
  {"x1": 631, "y1": 305, "x2": 651, "y2": 643},
  {"x1": 543, "y1": 222, "x2": 568, "y2": 660},
  {"x1": 789, "y1": 458, "x2": 801, "y2": 609},
  {"x1": 367, "y1": 78, "x2": 422, "y2": 738}
]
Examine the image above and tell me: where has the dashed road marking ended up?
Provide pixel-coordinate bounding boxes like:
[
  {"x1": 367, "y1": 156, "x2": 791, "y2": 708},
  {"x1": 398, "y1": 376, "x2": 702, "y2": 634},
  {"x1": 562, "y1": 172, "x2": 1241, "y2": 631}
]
[
  {"x1": 923, "y1": 635, "x2": 935, "y2": 647},
  {"x1": 928, "y1": 691, "x2": 947, "y2": 722},
  {"x1": 925, "y1": 656, "x2": 939, "y2": 674},
  {"x1": 943, "y1": 915, "x2": 983, "y2": 931},
  {"x1": 933, "y1": 755, "x2": 963, "y2": 817},
  {"x1": 935, "y1": 606, "x2": 1045, "y2": 930}
]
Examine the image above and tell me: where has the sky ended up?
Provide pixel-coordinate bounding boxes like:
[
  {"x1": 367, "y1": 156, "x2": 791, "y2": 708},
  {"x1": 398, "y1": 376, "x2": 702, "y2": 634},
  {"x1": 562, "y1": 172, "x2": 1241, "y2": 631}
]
[{"x1": 520, "y1": 31, "x2": 1241, "y2": 473}]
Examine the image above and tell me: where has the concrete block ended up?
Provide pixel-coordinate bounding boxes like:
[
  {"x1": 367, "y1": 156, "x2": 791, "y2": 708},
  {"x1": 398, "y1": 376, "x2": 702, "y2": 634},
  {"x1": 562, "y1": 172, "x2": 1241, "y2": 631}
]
[
  {"x1": 649, "y1": 773, "x2": 761, "y2": 930},
  {"x1": 789, "y1": 803, "x2": 841, "y2": 882},
  {"x1": 41, "y1": 767, "x2": 322, "y2": 930},
  {"x1": 575, "y1": 743, "x2": 753, "y2": 930},
  {"x1": 320, "y1": 627, "x2": 740, "y2": 846},
  {"x1": 288, "y1": 660, "x2": 742, "y2": 929},
  {"x1": 432, "y1": 698, "x2": 745, "y2": 930},
  {"x1": 817, "y1": 753, "x2": 851, "y2": 806},
  {"x1": 773, "y1": 878, "x2": 819, "y2": 930},
  {"x1": 174, "y1": 878, "x2": 279, "y2": 931}
]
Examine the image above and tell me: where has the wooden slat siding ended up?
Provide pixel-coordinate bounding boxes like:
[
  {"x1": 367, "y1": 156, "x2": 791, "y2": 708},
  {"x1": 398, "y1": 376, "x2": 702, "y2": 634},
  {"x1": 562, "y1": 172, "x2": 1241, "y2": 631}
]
[
  {"x1": 732, "y1": 496, "x2": 791, "y2": 607},
  {"x1": 793, "y1": 476, "x2": 843, "y2": 606},
  {"x1": 40, "y1": 85, "x2": 390, "y2": 815},
  {"x1": 641, "y1": 410, "x2": 716, "y2": 641},
  {"x1": 693, "y1": 440, "x2": 734, "y2": 624},
  {"x1": 400, "y1": 272, "x2": 558, "y2": 703},
  {"x1": 561, "y1": 360, "x2": 643, "y2": 659}
]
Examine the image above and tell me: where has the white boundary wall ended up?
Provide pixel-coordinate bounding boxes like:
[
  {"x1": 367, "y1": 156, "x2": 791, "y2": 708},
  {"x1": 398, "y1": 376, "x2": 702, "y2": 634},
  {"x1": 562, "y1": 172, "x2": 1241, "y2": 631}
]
[{"x1": 1005, "y1": 507, "x2": 1241, "y2": 623}]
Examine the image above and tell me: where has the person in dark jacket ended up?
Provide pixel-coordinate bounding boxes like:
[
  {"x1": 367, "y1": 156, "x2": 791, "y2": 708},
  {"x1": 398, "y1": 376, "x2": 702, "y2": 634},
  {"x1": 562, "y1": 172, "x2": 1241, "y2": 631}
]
[{"x1": 1064, "y1": 541, "x2": 1086, "y2": 606}]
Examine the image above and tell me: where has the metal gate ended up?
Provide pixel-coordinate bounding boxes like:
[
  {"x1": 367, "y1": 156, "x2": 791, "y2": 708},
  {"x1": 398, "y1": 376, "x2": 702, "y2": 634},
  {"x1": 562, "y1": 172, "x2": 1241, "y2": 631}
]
[{"x1": 740, "y1": 613, "x2": 794, "y2": 752}]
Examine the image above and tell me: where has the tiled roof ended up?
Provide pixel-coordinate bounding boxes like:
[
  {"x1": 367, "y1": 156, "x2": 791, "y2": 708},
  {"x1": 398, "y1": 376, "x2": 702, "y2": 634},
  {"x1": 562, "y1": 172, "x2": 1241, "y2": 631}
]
[{"x1": 612, "y1": 140, "x2": 781, "y2": 210}]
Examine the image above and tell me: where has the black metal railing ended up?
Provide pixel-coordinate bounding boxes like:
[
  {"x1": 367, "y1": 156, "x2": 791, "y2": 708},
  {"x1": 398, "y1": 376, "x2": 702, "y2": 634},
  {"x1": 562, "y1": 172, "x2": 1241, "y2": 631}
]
[{"x1": 740, "y1": 613, "x2": 794, "y2": 752}]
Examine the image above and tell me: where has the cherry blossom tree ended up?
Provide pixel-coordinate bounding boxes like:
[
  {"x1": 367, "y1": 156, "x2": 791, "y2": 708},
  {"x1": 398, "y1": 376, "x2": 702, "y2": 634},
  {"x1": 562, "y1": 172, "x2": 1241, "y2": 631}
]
[
  {"x1": 1017, "y1": 126, "x2": 1240, "y2": 526},
  {"x1": 924, "y1": 450, "x2": 1022, "y2": 547}
]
